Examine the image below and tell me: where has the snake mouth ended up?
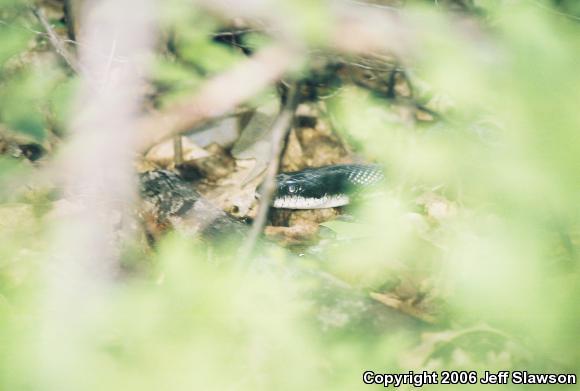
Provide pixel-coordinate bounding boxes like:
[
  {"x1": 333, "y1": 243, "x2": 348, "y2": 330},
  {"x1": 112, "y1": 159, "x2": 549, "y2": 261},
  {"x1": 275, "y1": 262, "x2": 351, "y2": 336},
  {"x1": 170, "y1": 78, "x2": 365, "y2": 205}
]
[{"x1": 272, "y1": 194, "x2": 350, "y2": 209}]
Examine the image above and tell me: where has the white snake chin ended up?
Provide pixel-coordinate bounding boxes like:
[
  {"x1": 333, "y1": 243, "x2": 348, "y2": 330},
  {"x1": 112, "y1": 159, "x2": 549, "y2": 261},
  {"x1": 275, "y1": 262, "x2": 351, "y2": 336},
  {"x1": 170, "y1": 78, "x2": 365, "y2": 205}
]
[{"x1": 272, "y1": 194, "x2": 350, "y2": 209}]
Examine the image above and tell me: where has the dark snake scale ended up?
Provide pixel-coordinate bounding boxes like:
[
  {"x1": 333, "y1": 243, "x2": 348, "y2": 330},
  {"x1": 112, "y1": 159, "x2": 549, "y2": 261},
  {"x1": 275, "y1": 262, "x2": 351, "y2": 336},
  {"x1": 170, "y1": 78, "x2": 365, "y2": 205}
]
[{"x1": 273, "y1": 164, "x2": 384, "y2": 209}]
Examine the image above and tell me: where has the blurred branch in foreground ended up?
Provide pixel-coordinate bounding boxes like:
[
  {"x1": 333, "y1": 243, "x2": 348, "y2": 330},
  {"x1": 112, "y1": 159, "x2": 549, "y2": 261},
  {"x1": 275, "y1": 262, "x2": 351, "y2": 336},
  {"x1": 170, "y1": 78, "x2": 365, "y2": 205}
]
[
  {"x1": 137, "y1": 44, "x2": 299, "y2": 153},
  {"x1": 136, "y1": 0, "x2": 425, "y2": 154},
  {"x1": 37, "y1": 0, "x2": 156, "y2": 387},
  {"x1": 194, "y1": 0, "x2": 414, "y2": 56}
]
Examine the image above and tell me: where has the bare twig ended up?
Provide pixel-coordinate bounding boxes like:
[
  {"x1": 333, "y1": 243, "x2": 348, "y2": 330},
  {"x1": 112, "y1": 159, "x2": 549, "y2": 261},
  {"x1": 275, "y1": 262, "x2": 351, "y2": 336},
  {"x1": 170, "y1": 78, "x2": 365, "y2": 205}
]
[
  {"x1": 30, "y1": 6, "x2": 82, "y2": 74},
  {"x1": 173, "y1": 135, "x2": 183, "y2": 165},
  {"x1": 136, "y1": 44, "x2": 299, "y2": 154},
  {"x1": 237, "y1": 83, "x2": 300, "y2": 265},
  {"x1": 330, "y1": 5, "x2": 413, "y2": 57}
]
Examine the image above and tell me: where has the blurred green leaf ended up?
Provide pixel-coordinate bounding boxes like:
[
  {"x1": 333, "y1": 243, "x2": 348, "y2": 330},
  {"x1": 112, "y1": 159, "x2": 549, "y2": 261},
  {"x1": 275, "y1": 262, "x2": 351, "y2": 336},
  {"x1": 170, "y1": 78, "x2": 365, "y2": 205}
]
[
  {"x1": 320, "y1": 220, "x2": 371, "y2": 240},
  {"x1": 48, "y1": 77, "x2": 78, "y2": 133},
  {"x1": 150, "y1": 56, "x2": 203, "y2": 106},
  {"x1": 283, "y1": 0, "x2": 332, "y2": 46},
  {"x1": 0, "y1": 25, "x2": 29, "y2": 67},
  {"x1": 0, "y1": 67, "x2": 64, "y2": 141}
]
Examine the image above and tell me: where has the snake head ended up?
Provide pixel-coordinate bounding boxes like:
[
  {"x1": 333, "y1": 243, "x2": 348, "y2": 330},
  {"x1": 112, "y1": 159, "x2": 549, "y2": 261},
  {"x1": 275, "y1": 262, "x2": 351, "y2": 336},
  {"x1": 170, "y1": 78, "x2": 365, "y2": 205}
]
[{"x1": 260, "y1": 164, "x2": 383, "y2": 209}]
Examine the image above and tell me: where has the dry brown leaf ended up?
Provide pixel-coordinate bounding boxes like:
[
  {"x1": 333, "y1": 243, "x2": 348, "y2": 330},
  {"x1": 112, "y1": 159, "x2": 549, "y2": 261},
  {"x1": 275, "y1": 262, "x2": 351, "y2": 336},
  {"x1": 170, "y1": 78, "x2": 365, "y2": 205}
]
[
  {"x1": 370, "y1": 291, "x2": 438, "y2": 324},
  {"x1": 264, "y1": 223, "x2": 320, "y2": 246}
]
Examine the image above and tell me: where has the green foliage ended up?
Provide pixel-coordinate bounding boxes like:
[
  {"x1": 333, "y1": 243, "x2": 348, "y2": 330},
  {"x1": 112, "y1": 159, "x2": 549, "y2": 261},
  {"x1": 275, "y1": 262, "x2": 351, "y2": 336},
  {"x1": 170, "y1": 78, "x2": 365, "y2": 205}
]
[
  {"x1": 0, "y1": 67, "x2": 65, "y2": 140},
  {"x1": 48, "y1": 76, "x2": 78, "y2": 134},
  {"x1": 0, "y1": 0, "x2": 69, "y2": 140},
  {"x1": 550, "y1": 0, "x2": 580, "y2": 18},
  {"x1": 0, "y1": 0, "x2": 29, "y2": 64},
  {"x1": 0, "y1": 234, "x2": 413, "y2": 390},
  {"x1": 281, "y1": 0, "x2": 333, "y2": 45},
  {"x1": 328, "y1": 2, "x2": 580, "y2": 366},
  {"x1": 0, "y1": 1, "x2": 579, "y2": 389},
  {"x1": 150, "y1": 56, "x2": 204, "y2": 106},
  {"x1": 163, "y1": 4, "x2": 244, "y2": 75},
  {"x1": 0, "y1": 24, "x2": 29, "y2": 66}
]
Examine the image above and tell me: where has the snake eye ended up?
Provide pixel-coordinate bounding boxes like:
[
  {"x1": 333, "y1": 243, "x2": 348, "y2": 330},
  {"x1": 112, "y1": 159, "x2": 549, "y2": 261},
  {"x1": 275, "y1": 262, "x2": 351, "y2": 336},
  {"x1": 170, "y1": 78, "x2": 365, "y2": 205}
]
[{"x1": 288, "y1": 184, "x2": 297, "y2": 193}]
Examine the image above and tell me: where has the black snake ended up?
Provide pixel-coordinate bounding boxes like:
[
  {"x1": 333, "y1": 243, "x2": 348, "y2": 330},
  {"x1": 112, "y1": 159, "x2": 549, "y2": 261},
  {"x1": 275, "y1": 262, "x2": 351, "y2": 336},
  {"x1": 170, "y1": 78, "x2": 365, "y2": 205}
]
[
  {"x1": 272, "y1": 164, "x2": 384, "y2": 209},
  {"x1": 139, "y1": 164, "x2": 383, "y2": 237}
]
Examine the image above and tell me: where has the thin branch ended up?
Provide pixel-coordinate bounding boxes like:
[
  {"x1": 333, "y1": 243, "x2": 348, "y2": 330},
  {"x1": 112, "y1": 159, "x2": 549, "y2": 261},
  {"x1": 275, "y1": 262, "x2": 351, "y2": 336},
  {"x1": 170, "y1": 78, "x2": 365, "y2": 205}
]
[
  {"x1": 136, "y1": 44, "x2": 298, "y2": 154},
  {"x1": 173, "y1": 135, "x2": 183, "y2": 165},
  {"x1": 237, "y1": 83, "x2": 300, "y2": 266},
  {"x1": 30, "y1": 6, "x2": 82, "y2": 74}
]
